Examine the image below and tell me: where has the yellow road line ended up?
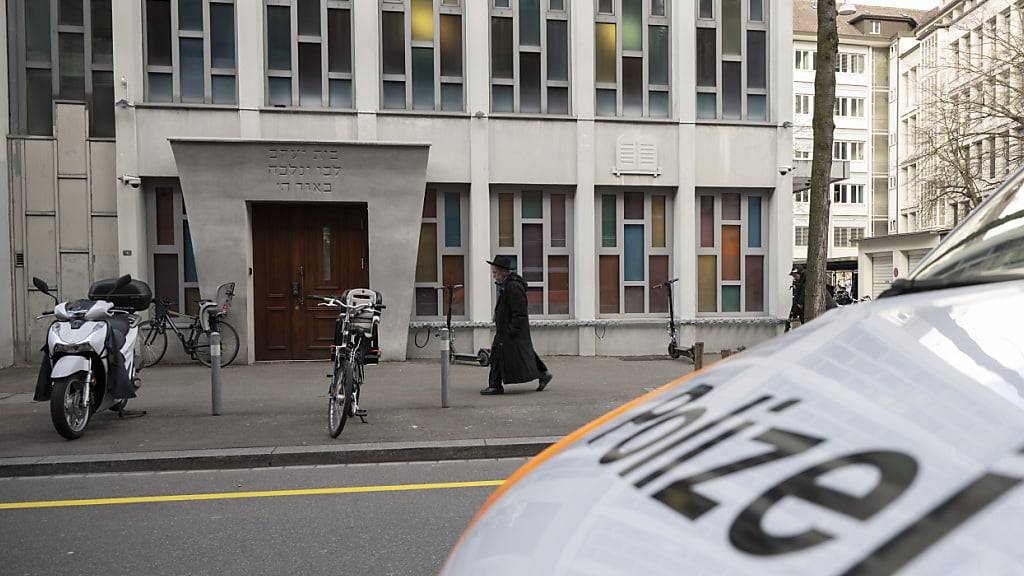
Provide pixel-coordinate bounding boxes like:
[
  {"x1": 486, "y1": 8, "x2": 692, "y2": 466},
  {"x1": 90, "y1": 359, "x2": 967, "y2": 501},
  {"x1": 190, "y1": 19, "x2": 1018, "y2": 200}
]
[{"x1": 0, "y1": 479, "x2": 505, "y2": 511}]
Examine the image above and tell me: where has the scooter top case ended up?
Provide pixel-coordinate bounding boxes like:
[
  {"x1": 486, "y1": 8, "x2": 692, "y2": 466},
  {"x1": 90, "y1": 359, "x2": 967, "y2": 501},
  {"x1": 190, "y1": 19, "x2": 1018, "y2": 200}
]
[{"x1": 89, "y1": 278, "x2": 152, "y2": 312}]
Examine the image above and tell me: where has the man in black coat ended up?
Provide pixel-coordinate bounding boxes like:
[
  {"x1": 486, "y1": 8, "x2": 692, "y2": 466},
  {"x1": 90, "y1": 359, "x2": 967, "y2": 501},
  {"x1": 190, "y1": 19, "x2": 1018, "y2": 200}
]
[{"x1": 481, "y1": 255, "x2": 553, "y2": 396}]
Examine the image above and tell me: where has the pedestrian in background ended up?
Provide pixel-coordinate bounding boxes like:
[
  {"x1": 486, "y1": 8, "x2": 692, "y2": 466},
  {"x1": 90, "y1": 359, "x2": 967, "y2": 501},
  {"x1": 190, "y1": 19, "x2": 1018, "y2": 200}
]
[{"x1": 480, "y1": 255, "x2": 553, "y2": 396}]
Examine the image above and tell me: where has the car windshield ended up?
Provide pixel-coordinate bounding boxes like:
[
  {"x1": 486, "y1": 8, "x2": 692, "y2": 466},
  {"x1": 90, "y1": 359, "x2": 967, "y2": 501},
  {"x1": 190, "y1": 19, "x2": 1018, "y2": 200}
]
[{"x1": 911, "y1": 167, "x2": 1024, "y2": 281}]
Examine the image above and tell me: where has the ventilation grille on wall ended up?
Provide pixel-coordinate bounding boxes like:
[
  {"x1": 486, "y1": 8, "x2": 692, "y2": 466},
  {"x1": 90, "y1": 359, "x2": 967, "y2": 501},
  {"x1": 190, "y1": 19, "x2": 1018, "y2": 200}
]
[
  {"x1": 615, "y1": 138, "x2": 661, "y2": 177},
  {"x1": 15, "y1": 253, "x2": 24, "y2": 268}
]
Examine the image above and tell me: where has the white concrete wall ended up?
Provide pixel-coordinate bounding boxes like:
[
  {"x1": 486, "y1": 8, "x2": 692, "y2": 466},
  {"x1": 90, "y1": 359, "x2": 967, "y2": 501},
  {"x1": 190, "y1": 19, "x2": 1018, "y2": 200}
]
[
  {"x1": 97, "y1": 0, "x2": 793, "y2": 361},
  {"x1": 0, "y1": 0, "x2": 13, "y2": 367}
]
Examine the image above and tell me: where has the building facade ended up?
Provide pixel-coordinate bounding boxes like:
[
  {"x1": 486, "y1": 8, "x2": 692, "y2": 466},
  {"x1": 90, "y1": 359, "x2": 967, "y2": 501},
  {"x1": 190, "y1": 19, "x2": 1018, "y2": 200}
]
[
  {"x1": 791, "y1": 0, "x2": 926, "y2": 296},
  {"x1": 860, "y1": 0, "x2": 1023, "y2": 298},
  {"x1": 4, "y1": 0, "x2": 794, "y2": 366}
]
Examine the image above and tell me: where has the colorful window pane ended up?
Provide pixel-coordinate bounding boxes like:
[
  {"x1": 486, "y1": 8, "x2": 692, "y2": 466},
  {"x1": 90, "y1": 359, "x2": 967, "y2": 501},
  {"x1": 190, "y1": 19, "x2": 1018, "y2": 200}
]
[
  {"x1": 649, "y1": 255, "x2": 669, "y2": 313},
  {"x1": 745, "y1": 255, "x2": 764, "y2": 312},
  {"x1": 522, "y1": 190, "x2": 543, "y2": 219},
  {"x1": 722, "y1": 285, "x2": 741, "y2": 312},
  {"x1": 445, "y1": 192, "x2": 461, "y2": 247},
  {"x1": 416, "y1": 287, "x2": 438, "y2": 316},
  {"x1": 440, "y1": 15, "x2": 462, "y2": 77},
  {"x1": 527, "y1": 287, "x2": 544, "y2": 315},
  {"x1": 697, "y1": 255, "x2": 717, "y2": 312},
  {"x1": 519, "y1": 0, "x2": 540, "y2": 47},
  {"x1": 624, "y1": 224, "x2": 645, "y2": 281},
  {"x1": 599, "y1": 255, "x2": 620, "y2": 314},
  {"x1": 624, "y1": 192, "x2": 644, "y2": 219},
  {"x1": 183, "y1": 221, "x2": 197, "y2": 283},
  {"x1": 722, "y1": 193, "x2": 741, "y2": 220},
  {"x1": 548, "y1": 255, "x2": 569, "y2": 314},
  {"x1": 423, "y1": 188, "x2": 437, "y2": 218},
  {"x1": 722, "y1": 225, "x2": 740, "y2": 281},
  {"x1": 748, "y1": 196, "x2": 762, "y2": 247},
  {"x1": 723, "y1": 0, "x2": 741, "y2": 56},
  {"x1": 416, "y1": 223, "x2": 437, "y2": 282},
  {"x1": 551, "y1": 194, "x2": 566, "y2": 247},
  {"x1": 442, "y1": 255, "x2": 464, "y2": 316},
  {"x1": 602, "y1": 195, "x2": 617, "y2": 247},
  {"x1": 622, "y1": 0, "x2": 643, "y2": 51},
  {"x1": 700, "y1": 196, "x2": 715, "y2": 247},
  {"x1": 522, "y1": 223, "x2": 544, "y2": 282},
  {"x1": 625, "y1": 286, "x2": 645, "y2": 313},
  {"x1": 652, "y1": 195, "x2": 666, "y2": 247},
  {"x1": 596, "y1": 23, "x2": 616, "y2": 83},
  {"x1": 154, "y1": 253, "x2": 179, "y2": 310},
  {"x1": 498, "y1": 193, "x2": 514, "y2": 247},
  {"x1": 156, "y1": 188, "x2": 175, "y2": 245},
  {"x1": 411, "y1": 0, "x2": 433, "y2": 42}
]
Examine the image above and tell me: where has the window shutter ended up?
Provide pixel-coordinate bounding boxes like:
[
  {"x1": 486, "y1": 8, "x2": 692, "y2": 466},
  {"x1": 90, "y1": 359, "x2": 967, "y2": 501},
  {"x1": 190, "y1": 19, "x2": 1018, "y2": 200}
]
[{"x1": 615, "y1": 137, "x2": 661, "y2": 176}]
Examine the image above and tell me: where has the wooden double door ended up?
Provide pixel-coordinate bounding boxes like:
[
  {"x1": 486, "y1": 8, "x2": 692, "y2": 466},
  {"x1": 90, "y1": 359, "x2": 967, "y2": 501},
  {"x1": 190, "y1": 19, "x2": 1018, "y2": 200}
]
[{"x1": 253, "y1": 204, "x2": 369, "y2": 360}]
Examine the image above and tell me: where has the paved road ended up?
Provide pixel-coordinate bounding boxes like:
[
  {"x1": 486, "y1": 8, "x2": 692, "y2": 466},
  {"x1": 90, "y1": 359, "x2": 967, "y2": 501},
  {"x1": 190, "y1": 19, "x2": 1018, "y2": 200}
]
[{"x1": 0, "y1": 458, "x2": 525, "y2": 576}]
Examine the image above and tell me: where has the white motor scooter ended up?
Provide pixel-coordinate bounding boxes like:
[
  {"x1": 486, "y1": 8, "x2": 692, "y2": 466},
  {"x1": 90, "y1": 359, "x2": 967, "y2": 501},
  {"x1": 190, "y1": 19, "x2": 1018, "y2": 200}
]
[{"x1": 33, "y1": 275, "x2": 150, "y2": 439}]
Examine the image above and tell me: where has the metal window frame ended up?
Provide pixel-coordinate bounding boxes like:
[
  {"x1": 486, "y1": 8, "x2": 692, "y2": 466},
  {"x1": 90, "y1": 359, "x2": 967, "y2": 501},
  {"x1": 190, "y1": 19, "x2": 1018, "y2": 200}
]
[
  {"x1": 8, "y1": 0, "x2": 115, "y2": 135},
  {"x1": 379, "y1": 0, "x2": 465, "y2": 112},
  {"x1": 413, "y1": 185, "x2": 470, "y2": 320},
  {"x1": 144, "y1": 0, "x2": 239, "y2": 105},
  {"x1": 490, "y1": 187, "x2": 575, "y2": 318},
  {"x1": 695, "y1": 0, "x2": 769, "y2": 122},
  {"x1": 595, "y1": 189, "x2": 674, "y2": 318},
  {"x1": 694, "y1": 189, "x2": 769, "y2": 317},
  {"x1": 488, "y1": 0, "x2": 571, "y2": 115},
  {"x1": 594, "y1": 0, "x2": 671, "y2": 118},
  {"x1": 264, "y1": 0, "x2": 353, "y2": 108}
]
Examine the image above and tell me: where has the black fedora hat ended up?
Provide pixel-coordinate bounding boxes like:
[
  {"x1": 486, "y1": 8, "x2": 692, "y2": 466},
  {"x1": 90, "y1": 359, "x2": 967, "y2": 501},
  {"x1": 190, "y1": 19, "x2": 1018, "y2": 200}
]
[{"x1": 486, "y1": 255, "x2": 516, "y2": 270}]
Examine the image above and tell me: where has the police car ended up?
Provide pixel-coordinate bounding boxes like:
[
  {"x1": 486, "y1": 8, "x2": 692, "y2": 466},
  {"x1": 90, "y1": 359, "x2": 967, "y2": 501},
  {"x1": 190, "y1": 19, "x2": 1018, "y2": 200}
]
[{"x1": 443, "y1": 167, "x2": 1024, "y2": 575}]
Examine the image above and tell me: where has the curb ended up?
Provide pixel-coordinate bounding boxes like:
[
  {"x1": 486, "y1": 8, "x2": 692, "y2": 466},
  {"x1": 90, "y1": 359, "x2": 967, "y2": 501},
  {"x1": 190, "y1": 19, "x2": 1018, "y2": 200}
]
[{"x1": 0, "y1": 436, "x2": 559, "y2": 478}]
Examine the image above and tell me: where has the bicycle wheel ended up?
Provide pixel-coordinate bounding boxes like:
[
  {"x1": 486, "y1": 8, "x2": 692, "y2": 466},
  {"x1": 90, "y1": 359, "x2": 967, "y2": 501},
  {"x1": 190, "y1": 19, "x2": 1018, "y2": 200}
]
[
  {"x1": 195, "y1": 320, "x2": 240, "y2": 367},
  {"x1": 137, "y1": 320, "x2": 168, "y2": 368},
  {"x1": 327, "y1": 360, "x2": 354, "y2": 438}
]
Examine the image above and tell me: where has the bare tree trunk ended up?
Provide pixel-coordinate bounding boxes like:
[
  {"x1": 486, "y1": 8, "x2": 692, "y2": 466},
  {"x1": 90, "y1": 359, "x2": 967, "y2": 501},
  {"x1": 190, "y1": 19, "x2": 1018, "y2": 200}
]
[{"x1": 805, "y1": 0, "x2": 839, "y2": 322}]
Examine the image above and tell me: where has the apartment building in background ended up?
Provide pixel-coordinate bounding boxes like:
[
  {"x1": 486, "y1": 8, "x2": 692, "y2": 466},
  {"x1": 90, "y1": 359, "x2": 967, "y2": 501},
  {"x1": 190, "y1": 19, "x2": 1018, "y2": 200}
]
[
  {"x1": 859, "y1": 0, "x2": 1023, "y2": 298},
  {"x1": 791, "y1": 0, "x2": 928, "y2": 296},
  {"x1": 2, "y1": 0, "x2": 795, "y2": 366}
]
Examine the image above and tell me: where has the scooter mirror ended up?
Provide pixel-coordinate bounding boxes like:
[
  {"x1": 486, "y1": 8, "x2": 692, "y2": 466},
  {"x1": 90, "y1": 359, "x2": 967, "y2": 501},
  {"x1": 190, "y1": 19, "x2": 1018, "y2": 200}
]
[{"x1": 32, "y1": 277, "x2": 50, "y2": 293}]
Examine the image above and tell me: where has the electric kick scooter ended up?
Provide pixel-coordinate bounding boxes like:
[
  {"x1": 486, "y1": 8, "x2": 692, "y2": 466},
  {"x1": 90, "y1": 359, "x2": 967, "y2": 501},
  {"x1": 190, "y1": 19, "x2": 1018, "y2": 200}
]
[
  {"x1": 653, "y1": 278, "x2": 694, "y2": 361},
  {"x1": 440, "y1": 284, "x2": 491, "y2": 366}
]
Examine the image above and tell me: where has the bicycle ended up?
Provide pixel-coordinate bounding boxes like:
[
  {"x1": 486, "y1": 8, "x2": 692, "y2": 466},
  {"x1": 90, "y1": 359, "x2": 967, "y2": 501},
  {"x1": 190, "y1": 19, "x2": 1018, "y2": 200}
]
[
  {"x1": 137, "y1": 282, "x2": 240, "y2": 368},
  {"x1": 311, "y1": 289, "x2": 385, "y2": 438}
]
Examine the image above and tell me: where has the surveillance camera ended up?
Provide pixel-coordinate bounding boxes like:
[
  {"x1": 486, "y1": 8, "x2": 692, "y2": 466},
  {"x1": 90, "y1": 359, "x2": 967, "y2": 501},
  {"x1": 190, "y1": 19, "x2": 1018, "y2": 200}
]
[
  {"x1": 120, "y1": 175, "x2": 142, "y2": 188},
  {"x1": 778, "y1": 166, "x2": 794, "y2": 176}
]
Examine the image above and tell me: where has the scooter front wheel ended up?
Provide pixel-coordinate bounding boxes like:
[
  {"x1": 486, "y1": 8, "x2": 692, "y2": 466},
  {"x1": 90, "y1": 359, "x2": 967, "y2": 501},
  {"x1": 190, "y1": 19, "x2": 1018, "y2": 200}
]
[
  {"x1": 50, "y1": 375, "x2": 91, "y2": 440},
  {"x1": 668, "y1": 342, "x2": 682, "y2": 359}
]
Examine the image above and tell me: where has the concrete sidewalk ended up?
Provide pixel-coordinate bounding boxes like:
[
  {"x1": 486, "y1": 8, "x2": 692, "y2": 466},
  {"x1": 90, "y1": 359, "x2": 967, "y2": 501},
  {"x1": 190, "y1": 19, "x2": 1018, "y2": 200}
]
[{"x1": 0, "y1": 356, "x2": 695, "y2": 476}]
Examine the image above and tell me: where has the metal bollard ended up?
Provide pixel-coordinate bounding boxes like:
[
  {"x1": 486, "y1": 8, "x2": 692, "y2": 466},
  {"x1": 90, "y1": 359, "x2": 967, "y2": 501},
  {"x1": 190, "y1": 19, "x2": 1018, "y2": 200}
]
[
  {"x1": 211, "y1": 331, "x2": 222, "y2": 415},
  {"x1": 439, "y1": 327, "x2": 450, "y2": 408},
  {"x1": 693, "y1": 341, "x2": 705, "y2": 371}
]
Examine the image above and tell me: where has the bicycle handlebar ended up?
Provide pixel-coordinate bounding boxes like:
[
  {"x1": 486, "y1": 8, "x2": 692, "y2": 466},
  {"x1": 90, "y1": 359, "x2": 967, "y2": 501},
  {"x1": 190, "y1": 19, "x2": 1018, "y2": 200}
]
[
  {"x1": 310, "y1": 294, "x2": 386, "y2": 311},
  {"x1": 652, "y1": 278, "x2": 680, "y2": 289}
]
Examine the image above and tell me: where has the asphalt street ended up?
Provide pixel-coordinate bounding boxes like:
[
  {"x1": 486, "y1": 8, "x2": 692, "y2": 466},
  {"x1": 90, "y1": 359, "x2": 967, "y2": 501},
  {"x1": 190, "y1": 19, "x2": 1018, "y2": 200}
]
[{"x1": 0, "y1": 458, "x2": 525, "y2": 576}]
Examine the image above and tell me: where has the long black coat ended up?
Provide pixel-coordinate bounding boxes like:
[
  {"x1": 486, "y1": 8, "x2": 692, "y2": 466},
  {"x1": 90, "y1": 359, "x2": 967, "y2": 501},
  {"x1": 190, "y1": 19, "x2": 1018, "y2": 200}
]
[{"x1": 492, "y1": 274, "x2": 542, "y2": 384}]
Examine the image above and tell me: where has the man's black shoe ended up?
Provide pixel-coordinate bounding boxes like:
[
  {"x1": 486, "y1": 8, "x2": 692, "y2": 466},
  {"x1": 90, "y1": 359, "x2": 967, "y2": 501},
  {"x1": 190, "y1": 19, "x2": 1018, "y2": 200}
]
[
  {"x1": 480, "y1": 386, "x2": 504, "y2": 396},
  {"x1": 537, "y1": 372, "x2": 553, "y2": 391}
]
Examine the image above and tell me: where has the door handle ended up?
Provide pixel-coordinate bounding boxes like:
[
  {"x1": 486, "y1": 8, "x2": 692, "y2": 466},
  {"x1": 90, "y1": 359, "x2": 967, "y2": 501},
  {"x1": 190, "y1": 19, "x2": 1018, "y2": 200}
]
[
  {"x1": 291, "y1": 282, "x2": 300, "y2": 297},
  {"x1": 298, "y1": 266, "x2": 305, "y2": 307}
]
